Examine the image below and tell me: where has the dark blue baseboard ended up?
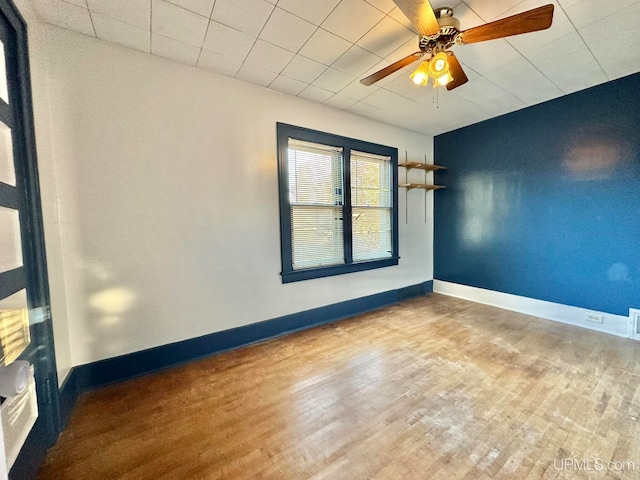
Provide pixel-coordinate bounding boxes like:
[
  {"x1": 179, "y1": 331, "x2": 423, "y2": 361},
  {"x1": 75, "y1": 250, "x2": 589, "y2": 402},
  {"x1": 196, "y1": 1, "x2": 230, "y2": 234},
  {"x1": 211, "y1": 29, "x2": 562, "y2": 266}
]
[{"x1": 59, "y1": 280, "x2": 433, "y2": 413}]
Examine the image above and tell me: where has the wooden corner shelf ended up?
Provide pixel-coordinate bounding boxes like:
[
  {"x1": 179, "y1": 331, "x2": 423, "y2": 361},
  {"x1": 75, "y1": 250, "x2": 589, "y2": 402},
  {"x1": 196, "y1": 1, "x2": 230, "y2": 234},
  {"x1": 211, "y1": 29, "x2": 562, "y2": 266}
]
[{"x1": 399, "y1": 183, "x2": 445, "y2": 191}]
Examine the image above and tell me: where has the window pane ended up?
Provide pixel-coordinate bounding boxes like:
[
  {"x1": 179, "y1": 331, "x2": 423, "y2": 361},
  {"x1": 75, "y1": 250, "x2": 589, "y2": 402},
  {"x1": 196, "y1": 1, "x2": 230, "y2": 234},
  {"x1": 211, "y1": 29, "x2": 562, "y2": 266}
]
[
  {"x1": 0, "y1": 206, "x2": 22, "y2": 271},
  {"x1": 352, "y1": 207, "x2": 392, "y2": 261},
  {"x1": 0, "y1": 40, "x2": 8, "y2": 104},
  {"x1": 0, "y1": 289, "x2": 30, "y2": 365},
  {"x1": 288, "y1": 139, "x2": 342, "y2": 205},
  {"x1": 0, "y1": 121, "x2": 15, "y2": 186},
  {"x1": 288, "y1": 138, "x2": 344, "y2": 270},
  {"x1": 351, "y1": 150, "x2": 393, "y2": 262},
  {"x1": 351, "y1": 151, "x2": 391, "y2": 207},
  {"x1": 291, "y1": 206, "x2": 344, "y2": 269}
]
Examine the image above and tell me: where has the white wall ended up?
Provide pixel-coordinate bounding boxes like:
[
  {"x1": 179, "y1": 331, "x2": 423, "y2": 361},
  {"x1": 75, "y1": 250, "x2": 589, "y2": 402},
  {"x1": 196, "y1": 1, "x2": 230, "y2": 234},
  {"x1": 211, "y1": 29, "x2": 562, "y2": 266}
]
[{"x1": 23, "y1": 19, "x2": 435, "y2": 378}]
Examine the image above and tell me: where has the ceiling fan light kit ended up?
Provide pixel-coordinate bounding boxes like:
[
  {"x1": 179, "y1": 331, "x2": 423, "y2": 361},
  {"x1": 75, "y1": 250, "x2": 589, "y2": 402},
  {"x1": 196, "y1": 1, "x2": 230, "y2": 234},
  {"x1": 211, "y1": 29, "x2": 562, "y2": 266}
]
[
  {"x1": 410, "y1": 52, "x2": 453, "y2": 88},
  {"x1": 361, "y1": 1, "x2": 554, "y2": 92}
]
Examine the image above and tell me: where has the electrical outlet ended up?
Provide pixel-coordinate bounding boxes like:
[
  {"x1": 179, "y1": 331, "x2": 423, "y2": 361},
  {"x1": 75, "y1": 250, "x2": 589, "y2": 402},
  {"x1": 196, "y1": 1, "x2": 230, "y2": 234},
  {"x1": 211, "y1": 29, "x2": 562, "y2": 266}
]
[{"x1": 585, "y1": 312, "x2": 604, "y2": 324}]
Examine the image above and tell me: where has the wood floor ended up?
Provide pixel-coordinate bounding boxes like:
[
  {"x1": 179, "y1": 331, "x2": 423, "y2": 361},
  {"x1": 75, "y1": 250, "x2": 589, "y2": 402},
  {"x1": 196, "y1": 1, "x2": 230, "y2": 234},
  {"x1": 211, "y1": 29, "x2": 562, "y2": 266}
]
[{"x1": 38, "y1": 294, "x2": 640, "y2": 479}]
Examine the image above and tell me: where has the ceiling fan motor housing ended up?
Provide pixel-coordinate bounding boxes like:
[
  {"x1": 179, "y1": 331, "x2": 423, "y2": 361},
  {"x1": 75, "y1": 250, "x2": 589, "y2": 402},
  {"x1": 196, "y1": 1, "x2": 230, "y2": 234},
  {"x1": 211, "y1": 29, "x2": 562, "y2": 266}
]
[{"x1": 419, "y1": 8, "x2": 460, "y2": 54}]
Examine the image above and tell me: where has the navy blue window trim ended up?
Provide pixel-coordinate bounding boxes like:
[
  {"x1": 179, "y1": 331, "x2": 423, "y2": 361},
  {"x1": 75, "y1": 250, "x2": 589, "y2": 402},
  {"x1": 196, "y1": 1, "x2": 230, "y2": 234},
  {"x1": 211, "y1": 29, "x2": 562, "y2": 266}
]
[{"x1": 277, "y1": 123, "x2": 399, "y2": 283}]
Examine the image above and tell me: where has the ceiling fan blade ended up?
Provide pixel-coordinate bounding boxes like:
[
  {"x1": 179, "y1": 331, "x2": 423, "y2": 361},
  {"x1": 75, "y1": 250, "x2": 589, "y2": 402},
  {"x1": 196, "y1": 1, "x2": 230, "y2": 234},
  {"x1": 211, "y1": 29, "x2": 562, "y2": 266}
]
[
  {"x1": 458, "y1": 4, "x2": 554, "y2": 44},
  {"x1": 393, "y1": 0, "x2": 441, "y2": 36},
  {"x1": 360, "y1": 52, "x2": 422, "y2": 86},
  {"x1": 445, "y1": 52, "x2": 468, "y2": 91}
]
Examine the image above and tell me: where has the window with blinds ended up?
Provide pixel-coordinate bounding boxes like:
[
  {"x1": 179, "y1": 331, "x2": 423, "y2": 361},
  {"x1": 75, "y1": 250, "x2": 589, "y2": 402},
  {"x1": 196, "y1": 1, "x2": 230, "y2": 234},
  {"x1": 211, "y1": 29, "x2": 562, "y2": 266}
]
[
  {"x1": 277, "y1": 123, "x2": 398, "y2": 283},
  {"x1": 350, "y1": 150, "x2": 392, "y2": 261},
  {"x1": 288, "y1": 139, "x2": 344, "y2": 270}
]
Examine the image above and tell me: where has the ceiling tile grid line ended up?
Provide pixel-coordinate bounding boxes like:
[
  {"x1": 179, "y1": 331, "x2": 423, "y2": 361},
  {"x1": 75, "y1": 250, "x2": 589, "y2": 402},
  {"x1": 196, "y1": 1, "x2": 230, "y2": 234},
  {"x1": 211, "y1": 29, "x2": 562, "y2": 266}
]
[
  {"x1": 29, "y1": 0, "x2": 640, "y2": 135},
  {"x1": 552, "y1": 0, "x2": 609, "y2": 81}
]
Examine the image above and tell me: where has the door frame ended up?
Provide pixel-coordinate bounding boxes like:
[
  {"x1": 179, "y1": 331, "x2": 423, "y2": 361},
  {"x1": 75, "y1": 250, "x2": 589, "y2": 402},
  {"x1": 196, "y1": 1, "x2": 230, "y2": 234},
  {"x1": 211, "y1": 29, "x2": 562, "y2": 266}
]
[{"x1": 0, "y1": 0, "x2": 60, "y2": 478}]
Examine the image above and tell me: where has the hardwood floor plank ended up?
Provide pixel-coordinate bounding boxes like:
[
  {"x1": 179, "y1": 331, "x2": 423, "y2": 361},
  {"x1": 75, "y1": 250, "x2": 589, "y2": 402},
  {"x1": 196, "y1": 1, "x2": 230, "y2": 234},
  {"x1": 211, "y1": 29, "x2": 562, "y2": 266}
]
[{"x1": 38, "y1": 294, "x2": 640, "y2": 479}]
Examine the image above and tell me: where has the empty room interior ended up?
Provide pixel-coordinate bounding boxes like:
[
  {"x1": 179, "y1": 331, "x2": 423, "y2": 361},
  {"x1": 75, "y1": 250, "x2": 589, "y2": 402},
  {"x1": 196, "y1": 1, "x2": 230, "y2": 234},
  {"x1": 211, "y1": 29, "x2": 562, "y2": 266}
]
[{"x1": 0, "y1": 0, "x2": 638, "y2": 478}]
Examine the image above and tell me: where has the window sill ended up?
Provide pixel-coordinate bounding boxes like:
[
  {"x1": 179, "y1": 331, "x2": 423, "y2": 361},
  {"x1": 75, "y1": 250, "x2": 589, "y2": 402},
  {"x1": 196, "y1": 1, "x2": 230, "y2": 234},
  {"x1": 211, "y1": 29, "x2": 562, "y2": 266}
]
[{"x1": 281, "y1": 257, "x2": 400, "y2": 283}]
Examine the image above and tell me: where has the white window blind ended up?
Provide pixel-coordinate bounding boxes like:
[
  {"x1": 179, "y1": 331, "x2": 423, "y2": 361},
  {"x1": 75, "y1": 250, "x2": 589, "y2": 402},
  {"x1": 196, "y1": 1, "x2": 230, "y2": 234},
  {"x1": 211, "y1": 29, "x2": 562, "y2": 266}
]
[
  {"x1": 288, "y1": 139, "x2": 344, "y2": 270},
  {"x1": 350, "y1": 150, "x2": 392, "y2": 262}
]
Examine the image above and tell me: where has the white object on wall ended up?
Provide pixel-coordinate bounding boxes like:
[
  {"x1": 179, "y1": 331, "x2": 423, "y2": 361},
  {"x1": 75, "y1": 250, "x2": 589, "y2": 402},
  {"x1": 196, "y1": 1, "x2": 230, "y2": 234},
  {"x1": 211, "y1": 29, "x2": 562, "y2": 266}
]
[{"x1": 0, "y1": 365, "x2": 37, "y2": 472}]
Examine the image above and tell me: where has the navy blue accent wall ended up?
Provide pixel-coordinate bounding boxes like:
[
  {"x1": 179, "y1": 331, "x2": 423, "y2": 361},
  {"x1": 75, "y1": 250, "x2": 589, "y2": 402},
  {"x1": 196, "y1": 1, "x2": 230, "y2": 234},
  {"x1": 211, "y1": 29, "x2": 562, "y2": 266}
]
[{"x1": 434, "y1": 73, "x2": 640, "y2": 316}]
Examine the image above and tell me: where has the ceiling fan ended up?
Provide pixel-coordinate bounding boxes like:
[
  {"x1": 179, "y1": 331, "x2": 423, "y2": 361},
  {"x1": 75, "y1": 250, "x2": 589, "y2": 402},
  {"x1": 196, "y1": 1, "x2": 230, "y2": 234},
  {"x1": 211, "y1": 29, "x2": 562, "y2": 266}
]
[{"x1": 360, "y1": 1, "x2": 554, "y2": 90}]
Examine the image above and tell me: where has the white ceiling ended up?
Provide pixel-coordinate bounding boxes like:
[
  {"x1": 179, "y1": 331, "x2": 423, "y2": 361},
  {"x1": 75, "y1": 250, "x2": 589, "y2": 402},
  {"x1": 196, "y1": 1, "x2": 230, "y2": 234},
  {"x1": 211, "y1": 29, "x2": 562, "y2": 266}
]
[{"x1": 30, "y1": 0, "x2": 640, "y2": 135}]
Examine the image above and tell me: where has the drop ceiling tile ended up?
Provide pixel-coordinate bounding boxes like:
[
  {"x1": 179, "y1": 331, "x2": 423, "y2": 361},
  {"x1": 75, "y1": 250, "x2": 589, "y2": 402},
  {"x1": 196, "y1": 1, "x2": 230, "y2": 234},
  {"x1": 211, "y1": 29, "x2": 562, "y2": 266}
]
[
  {"x1": 384, "y1": 74, "x2": 428, "y2": 99},
  {"x1": 538, "y1": 54, "x2": 607, "y2": 95},
  {"x1": 578, "y1": 2, "x2": 640, "y2": 80},
  {"x1": 483, "y1": 56, "x2": 563, "y2": 104},
  {"x1": 528, "y1": 31, "x2": 607, "y2": 93},
  {"x1": 297, "y1": 85, "x2": 334, "y2": 102},
  {"x1": 347, "y1": 101, "x2": 381, "y2": 116},
  {"x1": 385, "y1": 37, "x2": 421, "y2": 63},
  {"x1": 323, "y1": 94, "x2": 359, "y2": 109},
  {"x1": 259, "y1": 8, "x2": 316, "y2": 53},
  {"x1": 312, "y1": 68, "x2": 354, "y2": 92},
  {"x1": 166, "y1": 0, "x2": 214, "y2": 17},
  {"x1": 32, "y1": 0, "x2": 95, "y2": 36},
  {"x1": 364, "y1": 0, "x2": 397, "y2": 14},
  {"x1": 92, "y1": 12, "x2": 151, "y2": 52},
  {"x1": 86, "y1": 0, "x2": 150, "y2": 29},
  {"x1": 563, "y1": 0, "x2": 638, "y2": 29},
  {"x1": 580, "y1": 3, "x2": 640, "y2": 79},
  {"x1": 341, "y1": 79, "x2": 380, "y2": 100},
  {"x1": 236, "y1": 64, "x2": 278, "y2": 86},
  {"x1": 430, "y1": 89, "x2": 483, "y2": 111},
  {"x1": 151, "y1": 33, "x2": 201, "y2": 64},
  {"x1": 197, "y1": 49, "x2": 244, "y2": 76},
  {"x1": 332, "y1": 45, "x2": 382, "y2": 77},
  {"x1": 360, "y1": 87, "x2": 405, "y2": 108},
  {"x1": 202, "y1": 21, "x2": 255, "y2": 58},
  {"x1": 557, "y1": 0, "x2": 582, "y2": 7},
  {"x1": 244, "y1": 39, "x2": 295, "y2": 74},
  {"x1": 269, "y1": 75, "x2": 308, "y2": 95},
  {"x1": 321, "y1": 0, "x2": 385, "y2": 43},
  {"x1": 356, "y1": 16, "x2": 416, "y2": 58},
  {"x1": 595, "y1": 42, "x2": 640, "y2": 81},
  {"x1": 504, "y1": 1, "x2": 574, "y2": 55},
  {"x1": 450, "y1": 2, "x2": 486, "y2": 31},
  {"x1": 151, "y1": 0, "x2": 208, "y2": 47},
  {"x1": 446, "y1": 68, "x2": 509, "y2": 104},
  {"x1": 299, "y1": 28, "x2": 352, "y2": 66},
  {"x1": 463, "y1": 0, "x2": 527, "y2": 21},
  {"x1": 276, "y1": 0, "x2": 341, "y2": 26},
  {"x1": 452, "y1": 38, "x2": 521, "y2": 74},
  {"x1": 281, "y1": 55, "x2": 327, "y2": 83},
  {"x1": 63, "y1": 0, "x2": 89, "y2": 7},
  {"x1": 476, "y1": 93, "x2": 527, "y2": 118},
  {"x1": 211, "y1": 0, "x2": 274, "y2": 37}
]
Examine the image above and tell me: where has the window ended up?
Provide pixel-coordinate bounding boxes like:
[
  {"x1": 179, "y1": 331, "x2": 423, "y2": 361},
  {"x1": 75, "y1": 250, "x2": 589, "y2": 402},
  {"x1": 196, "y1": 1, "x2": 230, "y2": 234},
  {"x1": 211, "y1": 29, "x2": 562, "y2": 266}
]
[{"x1": 277, "y1": 123, "x2": 399, "y2": 283}]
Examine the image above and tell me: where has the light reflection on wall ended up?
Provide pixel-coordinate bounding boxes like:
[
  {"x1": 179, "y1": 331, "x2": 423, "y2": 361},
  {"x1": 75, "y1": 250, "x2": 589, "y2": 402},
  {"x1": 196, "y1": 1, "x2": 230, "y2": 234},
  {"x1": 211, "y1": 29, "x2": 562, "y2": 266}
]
[
  {"x1": 88, "y1": 287, "x2": 137, "y2": 328},
  {"x1": 562, "y1": 123, "x2": 635, "y2": 182},
  {"x1": 460, "y1": 173, "x2": 522, "y2": 247}
]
